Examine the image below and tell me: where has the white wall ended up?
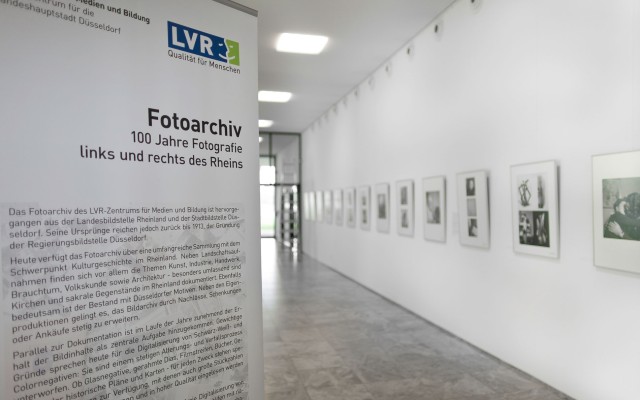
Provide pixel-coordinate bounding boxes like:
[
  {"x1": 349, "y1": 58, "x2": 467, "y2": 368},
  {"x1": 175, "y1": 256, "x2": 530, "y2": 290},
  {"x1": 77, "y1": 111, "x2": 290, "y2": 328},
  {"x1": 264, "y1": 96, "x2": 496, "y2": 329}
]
[{"x1": 301, "y1": 1, "x2": 640, "y2": 399}]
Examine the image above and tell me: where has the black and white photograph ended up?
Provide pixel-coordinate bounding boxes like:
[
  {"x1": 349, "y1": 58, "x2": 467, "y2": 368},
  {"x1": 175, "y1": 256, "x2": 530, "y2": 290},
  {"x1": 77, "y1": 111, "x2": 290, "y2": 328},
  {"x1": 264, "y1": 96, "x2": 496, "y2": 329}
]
[
  {"x1": 466, "y1": 177, "x2": 476, "y2": 196},
  {"x1": 358, "y1": 186, "x2": 371, "y2": 230},
  {"x1": 333, "y1": 189, "x2": 343, "y2": 226},
  {"x1": 422, "y1": 176, "x2": 446, "y2": 242},
  {"x1": 308, "y1": 191, "x2": 316, "y2": 221},
  {"x1": 457, "y1": 171, "x2": 490, "y2": 248},
  {"x1": 467, "y1": 198, "x2": 477, "y2": 217},
  {"x1": 593, "y1": 150, "x2": 640, "y2": 273},
  {"x1": 324, "y1": 191, "x2": 333, "y2": 224},
  {"x1": 511, "y1": 161, "x2": 558, "y2": 257},
  {"x1": 375, "y1": 183, "x2": 390, "y2": 233},
  {"x1": 468, "y1": 218, "x2": 478, "y2": 237},
  {"x1": 396, "y1": 180, "x2": 414, "y2": 237},
  {"x1": 400, "y1": 186, "x2": 408, "y2": 205},
  {"x1": 315, "y1": 191, "x2": 324, "y2": 222},
  {"x1": 345, "y1": 187, "x2": 356, "y2": 228},
  {"x1": 602, "y1": 177, "x2": 640, "y2": 241},
  {"x1": 426, "y1": 191, "x2": 441, "y2": 224}
]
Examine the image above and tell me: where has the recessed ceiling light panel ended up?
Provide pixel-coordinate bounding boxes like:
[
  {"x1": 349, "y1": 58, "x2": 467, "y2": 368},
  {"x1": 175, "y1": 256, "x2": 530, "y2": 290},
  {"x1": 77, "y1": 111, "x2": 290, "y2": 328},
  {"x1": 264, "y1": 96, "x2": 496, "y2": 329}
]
[
  {"x1": 258, "y1": 91, "x2": 292, "y2": 103},
  {"x1": 276, "y1": 33, "x2": 328, "y2": 55},
  {"x1": 259, "y1": 120, "x2": 274, "y2": 128}
]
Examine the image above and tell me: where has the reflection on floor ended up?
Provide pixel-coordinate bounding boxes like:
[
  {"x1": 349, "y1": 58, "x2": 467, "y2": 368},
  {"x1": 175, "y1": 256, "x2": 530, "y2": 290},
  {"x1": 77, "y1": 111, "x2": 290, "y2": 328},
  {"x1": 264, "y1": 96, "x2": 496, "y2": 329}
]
[{"x1": 261, "y1": 239, "x2": 571, "y2": 400}]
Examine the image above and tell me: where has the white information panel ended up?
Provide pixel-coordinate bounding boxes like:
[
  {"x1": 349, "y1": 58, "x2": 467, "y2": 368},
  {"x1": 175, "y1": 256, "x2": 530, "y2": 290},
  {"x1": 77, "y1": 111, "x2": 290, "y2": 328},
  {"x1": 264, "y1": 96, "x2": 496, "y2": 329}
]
[{"x1": 0, "y1": 1, "x2": 263, "y2": 399}]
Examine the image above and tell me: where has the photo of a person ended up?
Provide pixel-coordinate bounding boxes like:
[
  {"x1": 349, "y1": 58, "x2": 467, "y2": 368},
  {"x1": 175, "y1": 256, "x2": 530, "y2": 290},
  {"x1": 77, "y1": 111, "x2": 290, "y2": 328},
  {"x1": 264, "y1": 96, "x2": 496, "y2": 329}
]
[
  {"x1": 468, "y1": 218, "x2": 478, "y2": 237},
  {"x1": 466, "y1": 178, "x2": 475, "y2": 197},
  {"x1": 401, "y1": 210, "x2": 409, "y2": 228},
  {"x1": 604, "y1": 193, "x2": 640, "y2": 241},
  {"x1": 378, "y1": 194, "x2": 387, "y2": 219},
  {"x1": 426, "y1": 191, "x2": 440, "y2": 224}
]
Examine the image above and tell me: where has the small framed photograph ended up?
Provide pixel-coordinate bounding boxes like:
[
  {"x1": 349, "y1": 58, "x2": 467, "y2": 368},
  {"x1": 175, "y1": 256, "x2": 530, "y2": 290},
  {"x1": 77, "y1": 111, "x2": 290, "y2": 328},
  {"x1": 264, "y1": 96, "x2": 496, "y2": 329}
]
[
  {"x1": 396, "y1": 180, "x2": 414, "y2": 237},
  {"x1": 510, "y1": 161, "x2": 559, "y2": 257},
  {"x1": 324, "y1": 191, "x2": 333, "y2": 224},
  {"x1": 315, "y1": 191, "x2": 323, "y2": 222},
  {"x1": 345, "y1": 187, "x2": 356, "y2": 228},
  {"x1": 302, "y1": 192, "x2": 309, "y2": 220},
  {"x1": 593, "y1": 150, "x2": 640, "y2": 273},
  {"x1": 333, "y1": 189, "x2": 343, "y2": 226},
  {"x1": 308, "y1": 192, "x2": 316, "y2": 221},
  {"x1": 457, "y1": 170, "x2": 490, "y2": 248},
  {"x1": 375, "y1": 183, "x2": 390, "y2": 233},
  {"x1": 357, "y1": 186, "x2": 371, "y2": 230},
  {"x1": 422, "y1": 176, "x2": 446, "y2": 242}
]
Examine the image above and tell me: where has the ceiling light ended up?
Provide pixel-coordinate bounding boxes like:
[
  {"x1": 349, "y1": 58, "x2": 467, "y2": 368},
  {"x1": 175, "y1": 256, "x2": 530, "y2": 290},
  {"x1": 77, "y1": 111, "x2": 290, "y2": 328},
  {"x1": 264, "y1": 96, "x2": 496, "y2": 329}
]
[
  {"x1": 259, "y1": 120, "x2": 273, "y2": 128},
  {"x1": 258, "y1": 91, "x2": 292, "y2": 103},
  {"x1": 276, "y1": 33, "x2": 328, "y2": 55}
]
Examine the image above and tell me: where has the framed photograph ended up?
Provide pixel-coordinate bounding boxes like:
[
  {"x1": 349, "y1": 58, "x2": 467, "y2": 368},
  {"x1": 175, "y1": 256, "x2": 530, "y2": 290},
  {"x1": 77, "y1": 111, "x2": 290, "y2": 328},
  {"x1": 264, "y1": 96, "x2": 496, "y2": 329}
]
[
  {"x1": 457, "y1": 170, "x2": 490, "y2": 248},
  {"x1": 510, "y1": 161, "x2": 559, "y2": 257},
  {"x1": 345, "y1": 187, "x2": 356, "y2": 228},
  {"x1": 593, "y1": 150, "x2": 640, "y2": 273},
  {"x1": 324, "y1": 191, "x2": 333, "y2": 224},
  {"x1": 308, "y1": 191, "x2": 316, "y2": 221},
  {"x1": 375, "y1": 183, "x2": 390, "y2": 233},
  {"x1": 333, "y1": 189, "x2": 343, "y2": 226},
  {"x1": 396, "y1": 180, "x2": 414, "y2": 237},
  {"x1": 315, "y1": 191, "x2": 323, "y2": 222},
  {"x1": 422, "y1": 176, "x2": 446, "y2": 242},
  {"x1": 358, "y1": 186, "x2": 371, "y2": 230}
]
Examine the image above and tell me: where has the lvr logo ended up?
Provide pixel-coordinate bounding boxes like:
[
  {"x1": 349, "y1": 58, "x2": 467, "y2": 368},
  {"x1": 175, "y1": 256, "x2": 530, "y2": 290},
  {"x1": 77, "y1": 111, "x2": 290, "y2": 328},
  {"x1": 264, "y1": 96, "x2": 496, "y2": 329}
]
[{"x1": 168, "y1": 21, "x2": 239, "y2": 66}]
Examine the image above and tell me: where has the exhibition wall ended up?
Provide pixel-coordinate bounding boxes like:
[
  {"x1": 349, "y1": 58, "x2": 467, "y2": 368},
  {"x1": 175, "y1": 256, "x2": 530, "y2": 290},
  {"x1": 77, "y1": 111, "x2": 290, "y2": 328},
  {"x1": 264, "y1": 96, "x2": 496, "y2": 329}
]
[{"x1": 301, "y1": 1, "x2": 640, "y2": 399}]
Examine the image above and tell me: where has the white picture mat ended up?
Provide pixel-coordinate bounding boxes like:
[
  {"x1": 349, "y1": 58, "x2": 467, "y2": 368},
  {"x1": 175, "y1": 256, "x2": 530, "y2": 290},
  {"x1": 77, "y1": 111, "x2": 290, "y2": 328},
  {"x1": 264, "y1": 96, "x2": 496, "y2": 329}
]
[
  {"x1": 396, "y1": 180, "x2": 415, "y2": 237},
  {"x1": 345, "y1": 187, "x2": 356, "y2": 228},
  {"x1": 422, "y1": 176, "x2": 446, "y2": 242},
  {"x1": 358, "y1": 186, "x2": 371, "y2": 231},
  {"x1": 593, "y1": 150, "x2": 640, "y2": 273},
  {"x1": 510, "y1": 160, "x2": 559, "y2": 258},
  {"x1": 333, "y1": 189, "x2": 343, "y2": 226},
  {"x1": 375, "y1": 183, "x2": 390, "y2": 233},
  {"x1": 457, "y1": 170, "x2": 490, "y2": 248},
  {"x1": 324, "y1": 190, "x2": 333, "y2": 224}
]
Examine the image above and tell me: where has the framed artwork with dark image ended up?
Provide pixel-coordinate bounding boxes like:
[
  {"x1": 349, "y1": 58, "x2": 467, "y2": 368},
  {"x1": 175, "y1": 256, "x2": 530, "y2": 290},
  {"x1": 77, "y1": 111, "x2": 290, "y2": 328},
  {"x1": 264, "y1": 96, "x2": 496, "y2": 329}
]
[
  {"x1": 422, "y1": 176, "x2": 446, "y2": 242},
  {"x1": 375, "y1": 183, "x2": 390, "y2": 233},
  {"x1": 457, "y1": 170, "x2": 490, "y2": 248},
  {"x1": 396, "y1": 180, "x2": 414, "y2": 237},
  {"x1": 511, "y1": 160, "x2": 559, "y2": 257},
  {"x1": 593, "y1": 150, "x2": 640, "y2": 273}
]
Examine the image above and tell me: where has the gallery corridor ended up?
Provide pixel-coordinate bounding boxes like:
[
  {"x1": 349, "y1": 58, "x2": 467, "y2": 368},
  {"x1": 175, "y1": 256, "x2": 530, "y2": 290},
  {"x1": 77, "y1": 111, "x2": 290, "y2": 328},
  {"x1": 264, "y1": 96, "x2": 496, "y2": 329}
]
[{"x1": 261, "y1": 239, "x2": 571, "y2": 400}]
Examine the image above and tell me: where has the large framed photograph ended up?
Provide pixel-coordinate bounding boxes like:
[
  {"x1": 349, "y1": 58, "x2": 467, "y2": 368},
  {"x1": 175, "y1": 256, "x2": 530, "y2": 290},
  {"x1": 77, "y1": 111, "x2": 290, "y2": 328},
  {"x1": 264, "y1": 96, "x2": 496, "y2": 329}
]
[
  {"x1": 345, "y1": 187, "x2": 356, "y2": 228},
  {"x1": 457, "y1": 170, "x2": 490, "y2": 248},
  {"x1": 375, "y1": 183, "x2": 390, "y2": 233},
  {"x1": 333, "y1": 189, "x2": 343, "y2": 226},
  {"x1": 315, "y1": 191, "x2": 323, "y2": 222},
  {"x1": 324, "y1": 191, "x2": 333, "y2": 224},
  {"x1": 511, "y1": 161, "x2": 559, "y2": 257},
  {"x1": 422, "y1": 176, "x2": 446, "y2": 242},
  {"x1": 358, "y1": 186, "x2": 371, "y2": 231},
  {"x1": 396, "y1": 180, "x2": 414, "y2": 237},
  {"x1": 593, "y1": 150, "x2": 640, "y2": 273}
]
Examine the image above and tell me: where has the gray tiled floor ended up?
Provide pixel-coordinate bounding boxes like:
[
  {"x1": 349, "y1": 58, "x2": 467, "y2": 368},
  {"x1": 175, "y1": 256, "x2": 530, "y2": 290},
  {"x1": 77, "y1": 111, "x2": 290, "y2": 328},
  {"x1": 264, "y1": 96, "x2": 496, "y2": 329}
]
[{"x1": 261, "y1": 239, "x2": 571, "y2": 400}]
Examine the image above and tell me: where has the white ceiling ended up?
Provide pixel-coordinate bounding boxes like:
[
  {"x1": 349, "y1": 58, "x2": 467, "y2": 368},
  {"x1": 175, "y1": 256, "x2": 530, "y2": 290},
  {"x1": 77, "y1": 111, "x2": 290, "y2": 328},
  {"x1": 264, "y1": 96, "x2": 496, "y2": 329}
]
[{"x1": 236, "y1": 0, "x2": 458, "y2": 133}]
